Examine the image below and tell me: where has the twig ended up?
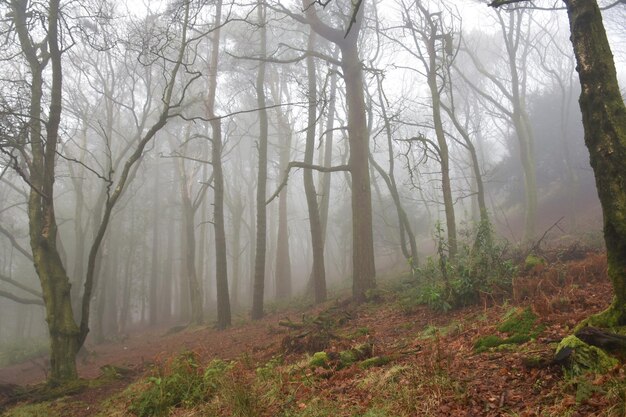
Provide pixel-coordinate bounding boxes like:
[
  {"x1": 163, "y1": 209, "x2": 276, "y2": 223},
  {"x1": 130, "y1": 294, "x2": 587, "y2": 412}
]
[{"x1": 530, "y1": 216, "x2": 564, "y2": 253}]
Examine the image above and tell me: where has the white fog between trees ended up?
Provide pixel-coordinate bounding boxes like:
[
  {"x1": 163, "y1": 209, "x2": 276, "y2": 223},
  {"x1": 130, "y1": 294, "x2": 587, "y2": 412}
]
[{"x1": 0, "y1": 0, "x2": 624, "y2": 383}]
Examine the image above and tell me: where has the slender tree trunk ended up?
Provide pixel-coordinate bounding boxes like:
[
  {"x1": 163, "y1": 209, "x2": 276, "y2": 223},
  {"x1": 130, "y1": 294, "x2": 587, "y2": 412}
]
[
  {"x1": 252, "y1": 0, "x2": 269, "y2": 320},
  {"x1": 502, "y1": 11, "x2": 537, "y2": 242},
  {"x1": 564, "y1": 0, "x2": 626, "y2": 324},
  {"x1": 161, "y1": 198, "x2": 176, "y2": 323},
  {"x1": 206, "y1": 0, "x2": 231, "y2": 329},
  {"x1": 304, "y1": 31, "x2": 327, "y2": 303},
  {"x1": 371, "y1": 74, "x2": 418, "y2": 267},
  {"x1": 182, "y1": 194, "x2": 203, "y2": 325},
  {"x1": 318, "y1": 51, "x2": 339, "y2": 245},
  {"x1": 149, "y1": 158, "x2": 160, "y2": 327},
  {"x1": 424, "y1": 25, "x2": 457, "y2": 258},
  {"x1": 229, "y1": 193, "x2": 244, "y2": 310},
  {"x1": 270, "y1": 75, "x2": 294, "y2": 300},
  {"x1": 69, "y1": 123, "x2": 88, "y2": 317}
]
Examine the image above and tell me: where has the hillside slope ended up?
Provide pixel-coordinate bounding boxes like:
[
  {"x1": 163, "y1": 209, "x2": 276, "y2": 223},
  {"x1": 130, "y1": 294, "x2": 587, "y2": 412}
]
[{"x1": 1, "y1": 252, "x2": 624, "y2": 416}]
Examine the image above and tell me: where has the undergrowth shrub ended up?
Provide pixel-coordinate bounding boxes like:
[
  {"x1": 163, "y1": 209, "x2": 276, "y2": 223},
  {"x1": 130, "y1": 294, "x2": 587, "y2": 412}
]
[
  {"x1": 128, "y1": 351, "x2": 231, "y2": 416},
  {"x1": 400, "y1": 220, "x2": 517, "y2": 312}
]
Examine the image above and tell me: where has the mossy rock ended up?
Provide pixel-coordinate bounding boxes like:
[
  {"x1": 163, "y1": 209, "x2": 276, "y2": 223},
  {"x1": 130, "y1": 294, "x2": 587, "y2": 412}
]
[
  {"x1": 359, "y1": 356, "x2": 390, "y2": 369},
  {"x1": 556, "y1": 335, "x2": 618, "y2": 375},
  {"x1": 498, "y1": 308, "x2": 541, "y2": 336},
  {"x1": 309, "y1": 352, "x2": 329, "y2": 368},
  {"x1": 339, "y1": 343, "x2": 373, "y2": 368}
]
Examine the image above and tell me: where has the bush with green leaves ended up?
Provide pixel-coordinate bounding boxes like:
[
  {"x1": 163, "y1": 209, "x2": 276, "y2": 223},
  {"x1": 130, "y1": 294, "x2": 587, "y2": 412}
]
[{"x1": 402, "y1": 220, "x2": 517, "y2": 312}]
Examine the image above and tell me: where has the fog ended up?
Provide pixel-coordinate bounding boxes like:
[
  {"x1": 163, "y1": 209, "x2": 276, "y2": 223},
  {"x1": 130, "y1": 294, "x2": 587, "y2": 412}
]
[{"x1": 0, "y1": 0, "x2": 623, "y2": 359}]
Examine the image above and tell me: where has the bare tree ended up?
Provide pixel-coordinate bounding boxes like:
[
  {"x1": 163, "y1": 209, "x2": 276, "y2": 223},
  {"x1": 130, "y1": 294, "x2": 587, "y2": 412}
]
[{"x1": 0, "y1": 0, "x2": 198, "y2": 383}]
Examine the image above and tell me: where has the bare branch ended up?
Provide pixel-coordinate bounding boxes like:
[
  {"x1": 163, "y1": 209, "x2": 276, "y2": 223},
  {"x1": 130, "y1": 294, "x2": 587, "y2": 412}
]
[
  {"x1": 0, "y1": 223, "x2": 33, "y2": 262},
  {"x1": 0, "y1": 289, "x2": 43, "y2": 306},
  {"x1": 0, "y1": 272, "x2": 42, "y2": 298},
  {"x1": 266, "y1": 161, "x2": 350, "y2": 205}
]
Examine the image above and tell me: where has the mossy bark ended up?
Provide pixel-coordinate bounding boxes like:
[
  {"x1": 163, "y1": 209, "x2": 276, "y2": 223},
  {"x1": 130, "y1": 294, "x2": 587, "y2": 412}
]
[
  {"x1": 565, "y1": 0, "x2": 626, "y2": 325},
  {"x1": 13, "y1": 0, "x2": 81, "y2": 384}
]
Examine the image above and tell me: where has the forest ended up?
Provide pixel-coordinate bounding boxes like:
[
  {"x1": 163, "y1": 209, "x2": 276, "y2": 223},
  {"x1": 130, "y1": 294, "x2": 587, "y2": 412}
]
[{"x1": 0, "y1": 0, "x2": 626, "y2": 414}]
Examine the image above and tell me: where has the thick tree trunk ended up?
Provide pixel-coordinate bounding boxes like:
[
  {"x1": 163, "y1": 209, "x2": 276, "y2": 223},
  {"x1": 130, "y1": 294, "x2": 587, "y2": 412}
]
[
  {"x1": 565, "y1": 0, "x2": 626, "y2": 324},
  {"x1": 341, "y1": 44, "x2": 376, "y2": 302},
  {"x1": 299, "y1": 0, "x2": 375, "y2": 302},
  {"x1": 14, "y1": 0, "x2": 81, "y2": 384},
  {"x1": 36, "y1": 247, "x2": 80, "y2": 384}
]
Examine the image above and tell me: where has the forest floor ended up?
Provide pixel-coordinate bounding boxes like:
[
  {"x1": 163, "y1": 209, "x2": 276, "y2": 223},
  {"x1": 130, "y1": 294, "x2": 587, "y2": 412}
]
[{"x1": 1, "y1": 250, "x2": 625, "y2": 416}]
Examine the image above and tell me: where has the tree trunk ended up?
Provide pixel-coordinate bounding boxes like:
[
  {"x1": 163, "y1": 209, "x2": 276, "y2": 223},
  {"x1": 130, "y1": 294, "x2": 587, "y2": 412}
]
[
  {"x1": 161, "y1": 197, "x2": 176, "y2": 323},
  {"x1": 149, "y1": 157, "x2": 160, "y2": 327},
  {"x1": 303, "y1": 31, "x2": 327, "y2": 304},
  {"x1": 565, "y1": 0, "x2": 626, "y2": 325},
  {"x1": 341, "y1": 42, "x2": 376, "y2": 302},
  {"x1": 206, "y1": 0, "x2": 231, "y2": 329},
  {"x1": 272, "y1": 81, "x2": 293, "y2": 299},
  {"x1": 251, "y1": 0, "x2": 269, "y2": 320},
  {"x1": 371, "y1": 73, "x2": 418, "y2": 268},
  {"x1": 13, "y1": 0, "x2": 81, "y2": 384},
  {"x1": 182, "y1": 194, "x2": 204, "y2": 325},
  {"x1": 425, "y1": 24, "x2": 457, "y2": 258},
  {"x1": 318, "y1": 49, "x2": 339, "y2": 245}
]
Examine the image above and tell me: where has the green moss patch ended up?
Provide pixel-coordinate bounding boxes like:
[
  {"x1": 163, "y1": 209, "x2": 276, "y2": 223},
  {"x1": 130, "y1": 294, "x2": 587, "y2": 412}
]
[
  {"x1": 474, "y1": 308, "x2": 545, "y2": 352},
  {"x1": 309, "y1": 352, "x2": 329, "y2": 368},
  {"x1": 359, "y1": 356, "x2": 391, "y2": 369}
]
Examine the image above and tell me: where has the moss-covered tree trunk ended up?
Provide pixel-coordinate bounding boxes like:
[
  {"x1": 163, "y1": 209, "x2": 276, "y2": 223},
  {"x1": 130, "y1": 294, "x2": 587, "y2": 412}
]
[
  {"x1": 12, "y1": 0, "x2": 81, "y2": 384},
  {"x1": 564, "y1": 0, "x2": 626, "y2": 325}
]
